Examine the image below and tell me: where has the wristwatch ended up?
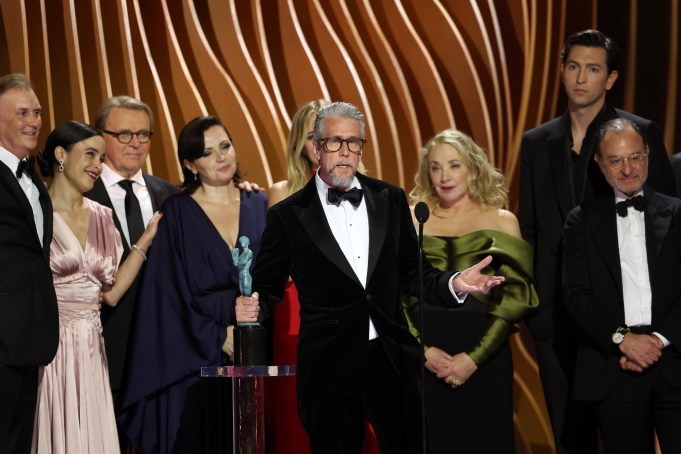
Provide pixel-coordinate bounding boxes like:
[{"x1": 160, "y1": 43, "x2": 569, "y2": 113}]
[{"x1": 612, "y1": 326, "x2": 630, "y2": 345}]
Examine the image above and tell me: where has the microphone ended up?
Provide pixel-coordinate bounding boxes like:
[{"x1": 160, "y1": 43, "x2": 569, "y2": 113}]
[
  {"x1": 414, "y1": 201, "x2": 429, "y2": 453},
  {"x1": 414, "y1": 201, "x2": 430, "y2": 224}
]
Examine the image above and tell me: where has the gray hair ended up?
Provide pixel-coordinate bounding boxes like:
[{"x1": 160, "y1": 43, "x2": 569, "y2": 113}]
[
  {"x1": 0, "y1": 74, "x2": 34, "y2": 97},
  {"x1": 596, "y1": 118, "x2": 645, "y2": 154},
  {"x1": 94, "y1": 95, "x2": 154, "y2": 131},
  {"x1": 313, "y1": 102, "x2": 365, "y2": 141}
]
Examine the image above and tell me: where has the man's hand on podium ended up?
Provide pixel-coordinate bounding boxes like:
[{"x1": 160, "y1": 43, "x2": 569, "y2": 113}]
[{"x1": 236, "y1": 292, "x2": 260, "y2": 324}]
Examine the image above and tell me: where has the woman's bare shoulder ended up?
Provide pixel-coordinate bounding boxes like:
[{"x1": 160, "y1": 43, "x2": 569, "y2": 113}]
[{"x1": 268, "y1": 180, "x2": 290, "y2": 207}]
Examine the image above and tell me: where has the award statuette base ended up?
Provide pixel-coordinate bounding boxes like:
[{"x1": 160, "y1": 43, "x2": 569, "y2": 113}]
[
  {"x1": 229, "y1": 324, "x2": 267, "y2": 453},
  {"x1": 201, "y1": 366, "x2": 296, "y2": 454},
  {"x1": 234, "y1": 324, "x2": 267, "y2": 366}
]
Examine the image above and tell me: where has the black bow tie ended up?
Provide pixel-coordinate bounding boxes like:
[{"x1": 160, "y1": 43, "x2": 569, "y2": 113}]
[
  {"x1": 16, "y1": 156, "x2": 35, "y2": 179},
  {"x1": 616, "y1": 195, "x2": 646, "y2": 217},
  {"x1": 327, "y1": 187, "x2": 363, "y2": 208}
]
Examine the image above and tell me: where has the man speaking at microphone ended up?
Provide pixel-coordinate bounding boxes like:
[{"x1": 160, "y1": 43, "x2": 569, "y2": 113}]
[{"x1": 236, "y1": 102, "x2": 504, "y2": 453}]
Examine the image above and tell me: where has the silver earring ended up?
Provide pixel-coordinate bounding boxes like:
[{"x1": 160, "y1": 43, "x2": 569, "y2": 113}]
[
  {"x1": 58, "y1": 160, "x2": 64, "y2": 173},
  {"x1": 193, "y1": 170, "x2": 198, "y2": 181}
]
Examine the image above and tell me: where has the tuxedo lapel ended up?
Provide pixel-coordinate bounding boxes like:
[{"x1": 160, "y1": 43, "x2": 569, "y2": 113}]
[
  {"x1": 361, "y1": 176, "x2": 388, "y2": 284},
  {"x1": 31, "y1": 171, "x2": 53, "y2": 258},
  {"x1": 86, "y1": 178, "x2": 128, "y2": 252},
  {"x1": 644, "y1": 189, "x2": 673, "y2": 281},
  {"x1": 293, "y1": 180, "x2": 361, "y2": 285},
  {"x1": 0, "y1": 162, "x2": 43, "y2": 247},
  {"x1": 143, "y1": 173, "x2": 165, "y2": 211},
  {"x1": 588, "y1": 197, "x2": 623, "y2": 299}
]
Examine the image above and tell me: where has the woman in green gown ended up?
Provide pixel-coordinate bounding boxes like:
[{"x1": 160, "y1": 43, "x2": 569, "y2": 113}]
[{"x1": 405, "y1": 129, "x2": 539, "y2": 453}]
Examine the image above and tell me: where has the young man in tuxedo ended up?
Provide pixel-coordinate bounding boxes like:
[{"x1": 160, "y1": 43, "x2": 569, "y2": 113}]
[
  {"x1": 518, "y1": 29, "x2": 675, "y2": 453},
  {"x1": 236, "y1": 102, "x2": 504, "y2": 453},
  {"x1": 563, "y1": 118, "x2": 681, "y2": 453},
  {"x1": 0, "y1": 74, "x2": 58, "y2": 454}
]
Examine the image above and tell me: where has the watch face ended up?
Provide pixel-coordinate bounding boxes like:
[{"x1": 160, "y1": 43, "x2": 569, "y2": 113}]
[{"x1": 612, "y1": 332, "x2": 625, "y2": 344}]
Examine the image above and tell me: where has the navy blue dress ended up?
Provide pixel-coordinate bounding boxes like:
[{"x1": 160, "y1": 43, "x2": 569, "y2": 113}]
[{"x1": 119, "y1": 190, "x2": 268, "y2": 453}]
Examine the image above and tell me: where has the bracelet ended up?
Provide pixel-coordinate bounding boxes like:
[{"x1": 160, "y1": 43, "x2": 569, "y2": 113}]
[{"x1": 131, "y1": 244, "x2": 147, "y2": 261}]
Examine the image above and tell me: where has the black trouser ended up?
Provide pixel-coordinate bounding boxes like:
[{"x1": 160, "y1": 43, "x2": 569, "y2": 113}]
[
  {"x1": 298, "y1": 340, "x2": 423, "y2": 453},
  {"x1": 596, "y1": 362, "x2": 681, "y2": 454},
  {"x1": 0, "y1": 363, "x2": 39, "y2": 454}
]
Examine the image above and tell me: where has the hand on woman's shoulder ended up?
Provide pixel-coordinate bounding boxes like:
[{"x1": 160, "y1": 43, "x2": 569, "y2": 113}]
[{"x1": 494, "y1": 209, "x2": 521, "y2": 238}]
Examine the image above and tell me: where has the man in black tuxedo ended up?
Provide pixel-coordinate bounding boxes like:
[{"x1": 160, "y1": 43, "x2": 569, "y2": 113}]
[
  {"x1": 236, "y1": 102, "x2": 503, "y2": 453},
  {"x1": 84, "y1": 96, "x2": 177, "y2": 450},
  {"x1": 518, "y1": 29, "x2": 676, "y2": 453},
  {"x1": 563, "y1": 118, "x2": 681, "y2": 453},
  {"x1": 0, "y1": 74, "x2": 58, "y2": 454}
]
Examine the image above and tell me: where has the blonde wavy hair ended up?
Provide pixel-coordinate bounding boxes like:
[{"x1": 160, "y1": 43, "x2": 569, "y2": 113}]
[
  {"x1": 286, "y1": 99, "x2": 329, "y2": 195},
  {"x1": 409, "y1": 129, "x2": 508, "y2": 210}
]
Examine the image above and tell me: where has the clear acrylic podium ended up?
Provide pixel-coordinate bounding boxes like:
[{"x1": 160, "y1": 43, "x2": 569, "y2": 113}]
[{"x1": 201, "y1": 365, "x2": 295, "y2": 454}]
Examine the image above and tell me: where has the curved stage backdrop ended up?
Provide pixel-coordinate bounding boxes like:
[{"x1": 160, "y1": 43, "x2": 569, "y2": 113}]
[{"x1": 2, "y1": 1, "x2": 679, "y2": 453}]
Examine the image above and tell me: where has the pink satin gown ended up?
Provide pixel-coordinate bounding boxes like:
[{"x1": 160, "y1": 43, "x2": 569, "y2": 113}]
[{"x1": 32, "y1": 199, "x2": 123, "y2": 453}]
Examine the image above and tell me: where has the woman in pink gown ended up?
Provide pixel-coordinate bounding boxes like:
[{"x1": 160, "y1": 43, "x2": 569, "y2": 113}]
[{"x1": 31, "y1": 121, "x2": 161, "y2": 453}]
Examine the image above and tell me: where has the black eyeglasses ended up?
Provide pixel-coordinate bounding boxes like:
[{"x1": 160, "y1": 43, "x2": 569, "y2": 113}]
[
  {"x1": 318, "y1": 137, "x2": 365, "y2": 154},
  {"x1": 103, "y1": 130, "x2": 153, "y2": 144}
]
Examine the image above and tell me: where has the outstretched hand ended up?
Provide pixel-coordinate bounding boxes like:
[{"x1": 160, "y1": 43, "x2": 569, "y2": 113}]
[{"x1": 452, "y1": 255, "x2": 504, "y2": 295}]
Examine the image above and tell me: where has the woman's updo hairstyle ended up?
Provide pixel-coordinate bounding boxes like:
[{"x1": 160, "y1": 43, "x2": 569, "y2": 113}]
[{"x1": 37, "y1": 121, "x2": 102, "y2": 177}]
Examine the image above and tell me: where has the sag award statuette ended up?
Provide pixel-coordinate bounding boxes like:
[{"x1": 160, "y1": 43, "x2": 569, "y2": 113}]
[{"x1": 232, "y1": 236, "x2": 267, "y2": 365}]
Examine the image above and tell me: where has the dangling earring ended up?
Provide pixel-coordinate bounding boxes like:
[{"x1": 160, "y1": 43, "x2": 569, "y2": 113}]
[
  {"x1": 193, "y1": 170, "x2": 198, "y2": 181},
  {"x1": 58, "y1": 160, "x2": 64, "y2": 173}
]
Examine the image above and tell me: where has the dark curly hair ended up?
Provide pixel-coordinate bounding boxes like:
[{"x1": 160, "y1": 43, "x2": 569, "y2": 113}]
[
  {"x1": 178, "y1": 116, "x2": 243, "y2": 194},
  {"x1": 37, "y1": 121, "x2": 102, "y2": 177}
]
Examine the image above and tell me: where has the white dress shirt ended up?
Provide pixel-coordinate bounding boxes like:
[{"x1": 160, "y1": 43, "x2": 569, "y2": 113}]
[
  {"x1": 0, "y1": 146, "x2": 44, "y2": 246},
  {"x1": 315, "y1": 174, "x2": 379, "y2": 339},
  {"x1": 314, "y1": 174, "x2": 465, "y2": 340},
  {"x1": 615, "y1": 189, "x2": 669, "y2": 346},
  {"x1": 100, "y1": 163, "x2": 154, "y2": 246}
]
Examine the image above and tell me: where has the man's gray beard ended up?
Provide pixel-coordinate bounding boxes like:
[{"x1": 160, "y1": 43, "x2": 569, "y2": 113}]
[{"x1": 328, "y1": 166, "x2": 356, "y2": 188}]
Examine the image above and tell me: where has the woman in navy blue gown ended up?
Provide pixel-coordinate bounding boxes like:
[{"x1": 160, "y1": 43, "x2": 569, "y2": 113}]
[{"x1": 119, "y1": 116, "x2": 268, "y2": 453}]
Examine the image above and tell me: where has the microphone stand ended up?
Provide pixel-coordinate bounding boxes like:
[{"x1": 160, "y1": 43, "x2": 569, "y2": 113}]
[{"x1": 414, "y1": 202, "x2": 429, "y2": 454}]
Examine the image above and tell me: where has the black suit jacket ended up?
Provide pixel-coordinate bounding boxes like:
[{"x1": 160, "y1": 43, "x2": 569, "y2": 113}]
[
  {"x1": 518, "y1": 106, "x2": 675, "y2": 341},
  {"x1": 252, "y1": 174, "x2": 455, "y2": 397},
  {"x1": 670, "y1": 153, "x2": 681, "y2": 197},
  {"x1": 562, "y1": 188, "x2": 681, "y2": 401},
  {"x1": 0, "y1": 162, "x2": 58, "y2": 366},
  {"x1": 84, "y1": 173, "x2": 177, "y2": 392}
]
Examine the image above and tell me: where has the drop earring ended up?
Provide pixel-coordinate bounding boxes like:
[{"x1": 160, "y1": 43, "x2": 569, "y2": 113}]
[
  {"x1": 58, "y1": 160, "x2": 64, "y2": 173},
  {"x1": 193, "y1": 170, "x2": 198, "y2": 181}
]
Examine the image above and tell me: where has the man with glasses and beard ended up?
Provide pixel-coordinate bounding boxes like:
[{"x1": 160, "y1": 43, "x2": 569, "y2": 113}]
[{"x1": 236, "y1": 101, "x2": 504, "y2": 453}]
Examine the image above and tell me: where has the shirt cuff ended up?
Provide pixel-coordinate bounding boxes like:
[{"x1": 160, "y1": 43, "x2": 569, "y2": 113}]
[
  {"x1": 448, "y1": 272, "x2": 467, "y2": 304},
  {"x1": 652, "y1": 332, "x2": 670, "y2": 348}
]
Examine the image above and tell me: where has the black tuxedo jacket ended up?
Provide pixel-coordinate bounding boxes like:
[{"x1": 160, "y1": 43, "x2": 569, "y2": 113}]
[
  {"x1": 518, "y1": 106, "x2": 675, "y2": 341},
  {"x1": 252, "y1": 174, "x2": 455, "y2": 397},
  {"x1": 670, "y1": 153, "x2": 681, "y2": 197},
  {"x1": 85, "y1": 174, "x2": 177, "y2": 392},
  {"x1": 0, "y1": 162, "x2": 58, "y2": 366},
  {"x1": 562, "y1": 188, "x2": 681, "y2": 401}
]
